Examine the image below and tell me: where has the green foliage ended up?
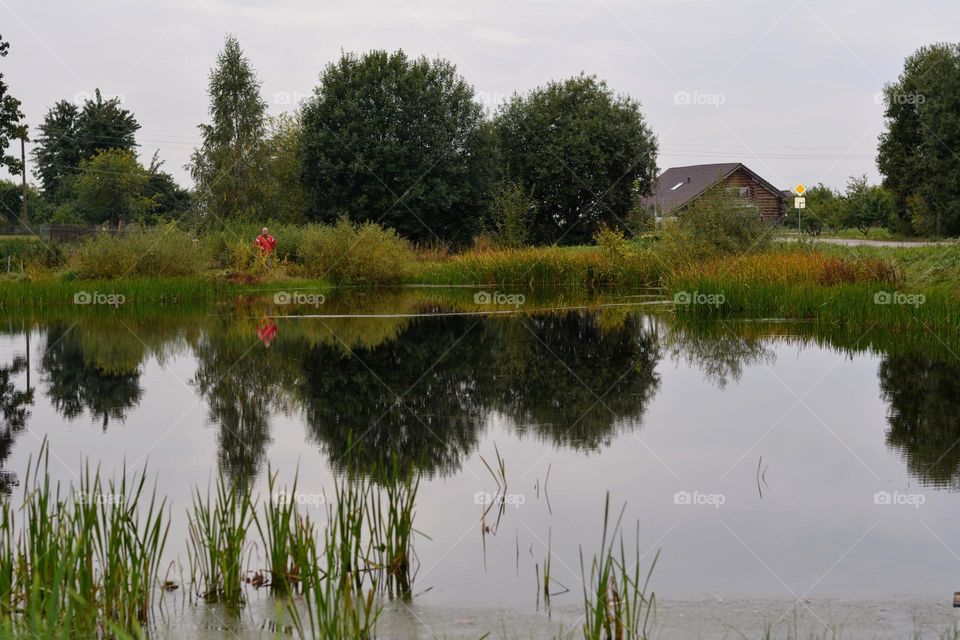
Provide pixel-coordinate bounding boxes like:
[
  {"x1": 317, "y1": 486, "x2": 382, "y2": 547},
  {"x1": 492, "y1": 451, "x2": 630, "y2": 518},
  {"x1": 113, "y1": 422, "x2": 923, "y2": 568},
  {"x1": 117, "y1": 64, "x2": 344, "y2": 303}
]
[
  {"x1": 781, "y1": 208, "x2": 823, "y2": 236},
  {"x1": 494, "y1": 74, "x2": 658, "y2": 245},
  {"x1": 0, "y1": 179, "x2": 52, "y2": 228},
  {"x1": 189, "y1": 34, "x2": 268, "y2": 223},
  {"x1": 299, "y1": 218, "x2": 416, "y2": 285},
  {"x1": 594, "y1": 224, "x2": 631, "y2": 261},
  {"x1": 841, "y1": 175, "x2": 894, "y2": 234},
  {"x1": 0, "y1": 235, "x2": 64, "y2": 269},
  {"x1": 33, "y1": 90, "x2": 139, "y2": 201},
  {"x1": 203, "y1": 222, "x2": 306, "y2": 267},
  {"x1": 67, "y1": 223, "x2": 206, "y2": 279},
  {"x1": 0, "y1": 442, "x2": 169, "y2": 638},
  {"x1": 0, "y1": 34, "x2": 25, "y2": 176},
  {"x1": 50, "y1": 202, "x2": 83, "y2": 224},
  {"x1": 626, "y1": 179, "x2": 657, "y2": 236},
  {"x1": 660, "y1": 188, "x2": 773, "y2": 260},
  {"x1": 785, "y1": 183, "x2": 842, "y2": 232},
  {"x1": 878, "y1": 42, "x2": 960, "y2": 236},
  {"x1": 301, "y1": 49, "x2": 496, "y2": 246},
  {"x1": 144, "y1": 151, "x2": 190, "y2": 219},
  {"x1": 187, "y1": 474, "x2": 255, "y2": 604},
  {"x1": 73, "y1": 149, "x2": 156, "y2": 226},
  {"x1": 260, "y1": 113, "x2": 308, "y2": 223},
  {"x1": 489, "y1": 181, "x2": 534, "y2": 247}
]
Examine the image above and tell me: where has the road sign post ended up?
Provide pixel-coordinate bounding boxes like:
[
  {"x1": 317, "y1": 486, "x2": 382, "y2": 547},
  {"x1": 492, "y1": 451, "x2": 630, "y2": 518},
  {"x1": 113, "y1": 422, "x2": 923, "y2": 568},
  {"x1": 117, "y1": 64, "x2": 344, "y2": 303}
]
[{"x1": 793, "y1": 184, "x2": 806, "y2": 234}]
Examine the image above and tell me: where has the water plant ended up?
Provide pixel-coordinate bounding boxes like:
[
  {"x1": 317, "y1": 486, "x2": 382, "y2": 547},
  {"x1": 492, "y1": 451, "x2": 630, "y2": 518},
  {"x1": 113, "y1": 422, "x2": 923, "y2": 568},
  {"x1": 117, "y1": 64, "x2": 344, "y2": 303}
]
[
  {"x1": 253, "y1": 468, "x2": 300, "y2": 594},
  {"x1": 186, "y1": 474, "x2": 255, "y2": 604},
  {"x1": 0, "y1": 442, "x2": 169, "y2": 639},
  {"x1": 578, "y1": 494, "x2": 657, "y2": 640}
]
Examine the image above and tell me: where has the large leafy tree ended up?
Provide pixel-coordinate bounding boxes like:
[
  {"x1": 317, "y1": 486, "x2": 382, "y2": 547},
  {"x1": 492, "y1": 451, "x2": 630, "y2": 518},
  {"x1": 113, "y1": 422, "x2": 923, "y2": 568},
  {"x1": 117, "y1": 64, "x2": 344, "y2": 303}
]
[
  {"x1": 260, "y1": 113, "x2": 308, "y2": 223},
  {"x1": 73, "y1": 149, "x2": 156, "y2": 226},
  {"x1": 189, "y1": 34, "x2": 267, "y2": 223},
  {"x1": 33, "y1": 90, "x2": 139, "y2": 201},
  {"x1": 877, "y1": 43, "x2": 960, "y2": 236},
  {"x1": 494, "y1": 75, "x2": 658, "y2": 245},
  {"x1": 0, "y1": 34, "x2": 25, "y2": 177},
  {"x1": 300, "y1": 50, "x2": 496, "y2": 246}
]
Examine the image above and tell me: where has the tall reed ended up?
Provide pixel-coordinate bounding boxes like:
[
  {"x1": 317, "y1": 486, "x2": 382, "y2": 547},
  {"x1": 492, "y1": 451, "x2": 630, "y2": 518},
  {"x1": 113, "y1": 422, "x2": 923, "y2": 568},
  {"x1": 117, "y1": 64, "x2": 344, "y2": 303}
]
[
  {"x1": 578, "y1": 493, "x2": 657, "y2": 640},
  {"x1": 254, "y1": 469, "x2": 299, "y2": 594},
  {"x1": 0, "y1": 442, "x2": 169, "y2": 639},
  {"x1": 186, "y1": 475, "x2": 255, "y2": 604}
]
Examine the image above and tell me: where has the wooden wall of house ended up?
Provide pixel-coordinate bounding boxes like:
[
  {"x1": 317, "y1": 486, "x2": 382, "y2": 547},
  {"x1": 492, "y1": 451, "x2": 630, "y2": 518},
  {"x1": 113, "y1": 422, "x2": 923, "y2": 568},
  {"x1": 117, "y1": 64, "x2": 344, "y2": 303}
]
[{"x1": 722, "y1": 169, "x2": 784, "y2": 219}]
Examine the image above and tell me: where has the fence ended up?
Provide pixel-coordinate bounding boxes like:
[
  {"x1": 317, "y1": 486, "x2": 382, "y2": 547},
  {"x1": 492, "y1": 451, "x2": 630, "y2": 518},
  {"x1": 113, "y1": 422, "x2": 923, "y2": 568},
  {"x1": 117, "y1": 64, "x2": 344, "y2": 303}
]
[{"x1": 36, "y1": 224, "x2": 122, "y2": 243}]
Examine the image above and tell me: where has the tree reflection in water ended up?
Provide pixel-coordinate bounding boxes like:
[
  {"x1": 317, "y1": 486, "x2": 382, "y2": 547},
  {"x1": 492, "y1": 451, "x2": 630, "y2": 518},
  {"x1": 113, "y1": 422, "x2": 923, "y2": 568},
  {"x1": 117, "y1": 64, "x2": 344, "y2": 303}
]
[{"x1": 0, "y1": 300, "x2": 955, "y2": 492}]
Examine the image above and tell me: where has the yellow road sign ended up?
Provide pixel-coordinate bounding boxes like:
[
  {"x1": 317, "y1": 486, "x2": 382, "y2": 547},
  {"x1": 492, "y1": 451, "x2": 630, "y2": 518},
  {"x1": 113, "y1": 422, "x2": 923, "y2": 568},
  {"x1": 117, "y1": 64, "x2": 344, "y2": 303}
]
[{"x1": 794, "y1": 183, "x2": 806, "y2": 196}]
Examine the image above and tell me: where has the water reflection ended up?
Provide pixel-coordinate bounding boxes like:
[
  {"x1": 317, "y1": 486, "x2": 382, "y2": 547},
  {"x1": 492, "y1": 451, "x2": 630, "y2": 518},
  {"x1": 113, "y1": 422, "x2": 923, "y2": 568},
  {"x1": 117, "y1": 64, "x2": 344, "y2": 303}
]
[
  {"x1": 0, "y1": 292, "x2": 957, "y2": 491},
  {"x1": 663, "y1": 321, "x2": 776, "y2": 389},
  {"x1": 41, "y1": 322, "x2": 142, "y2": 430},
  {"x1": 880, "y1": 353, "x2": 960, "y2": 489},
  {"x1": 0, "y1": 345, "x2": 32, "y2": 493}
]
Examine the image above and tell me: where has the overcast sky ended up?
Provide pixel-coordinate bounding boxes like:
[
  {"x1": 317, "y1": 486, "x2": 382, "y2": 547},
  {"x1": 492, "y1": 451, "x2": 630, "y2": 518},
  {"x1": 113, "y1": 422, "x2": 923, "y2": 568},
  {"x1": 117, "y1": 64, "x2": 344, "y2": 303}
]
[{"x1": 1, "y1": 0, "x2": 955, "y2": 191}]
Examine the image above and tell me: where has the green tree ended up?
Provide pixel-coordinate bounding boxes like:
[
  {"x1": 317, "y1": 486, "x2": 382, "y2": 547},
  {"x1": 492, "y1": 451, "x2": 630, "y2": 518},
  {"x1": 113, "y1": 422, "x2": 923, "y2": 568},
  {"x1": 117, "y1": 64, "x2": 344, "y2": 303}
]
[
  {"x1": 841, "y1": 175, "x2": 893, "y2": 235},
  {"x1": 877, "y1": 43, "x2": 960, "y2": 236},
  {"x1": 33, "y1": 90, "x2": 139, "y2": 201},
  {"x1": 145, "y1": 152, "x2": 190, "y2": 218},
  {"x1": 0, "y1": 179, "x2": 51, "y2": 226},
  {"x1": 300, "y1": 50, "x2": 496, "y2": 246},
  {"x1": 782, "y1": 183, "x2": 842, "y2": 235},
  {"x1": 0, "y1": 34, "x2": 25, "y2": 176},
  {"x1": 259, "y1": 113, "x2": 308, "y2": 223},
  {"x1": 189, "y1": 34, "x2": 267, "y2": 224},
  {"x1": 73, "y1": 149, "x2": 156, "y2": 226},
  {"x1": 494, "y1": 74, "x2": 658, "y2": 245},
  {"x1": 489, "y1": 181, "x2": 534, "y2": 247}
]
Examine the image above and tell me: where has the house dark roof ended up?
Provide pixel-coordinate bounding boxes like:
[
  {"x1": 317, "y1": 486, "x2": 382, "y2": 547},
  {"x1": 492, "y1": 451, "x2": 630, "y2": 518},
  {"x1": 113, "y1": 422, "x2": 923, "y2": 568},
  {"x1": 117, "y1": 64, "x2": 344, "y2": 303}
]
[{"x1": 643, "y1": 162, "x2": 786, "y2": 214}]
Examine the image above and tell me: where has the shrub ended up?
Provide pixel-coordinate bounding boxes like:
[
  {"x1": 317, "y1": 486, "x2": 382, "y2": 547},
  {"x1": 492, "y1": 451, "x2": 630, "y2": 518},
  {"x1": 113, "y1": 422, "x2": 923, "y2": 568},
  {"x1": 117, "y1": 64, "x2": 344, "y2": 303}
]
[
  {"x1": 226, "y1": 239, "x2": 275, "y2": 277},
  {"x1": 658, "y1": 188, "x2": 774, "y2": 262},
  {"x1": 299, "y1": 218, "x2": 415, "y2": 285},
  {"x1": 204, "y1": 223, "x2": 306, "y2": 268},
  {"x1": 0, "y1": 236, "x2": 65, "y2": 270},
  {"x1": 68, "y1": 223, "x2": 208, "y2": 279},
  {"x1": 489, "y1": 182, "x2": 534, "y2": 248},
  {"x1": 594, "y1": 225, "x2": 631, "y2": 262}
]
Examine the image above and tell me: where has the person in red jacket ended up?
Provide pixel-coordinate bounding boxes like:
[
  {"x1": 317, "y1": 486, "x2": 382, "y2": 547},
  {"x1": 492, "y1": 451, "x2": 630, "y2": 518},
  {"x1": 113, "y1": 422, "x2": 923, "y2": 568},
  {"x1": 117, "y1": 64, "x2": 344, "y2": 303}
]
[{"x1": 254, "y1": 227, "x2": 276, "y2": 253}]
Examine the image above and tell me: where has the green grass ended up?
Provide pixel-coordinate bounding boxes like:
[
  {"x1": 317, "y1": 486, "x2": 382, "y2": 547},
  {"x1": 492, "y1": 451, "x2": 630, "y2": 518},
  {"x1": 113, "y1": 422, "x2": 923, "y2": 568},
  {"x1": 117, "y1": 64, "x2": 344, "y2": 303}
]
[
  {"x1": 811, "y1": 242, "x2": 960, "y2": 288},
  {"x1": 670, "y1": 280, "x2": 959, "y2": 328},
  {"x1": 0, "y1": 441, "x2": 170, "y2": 639}
]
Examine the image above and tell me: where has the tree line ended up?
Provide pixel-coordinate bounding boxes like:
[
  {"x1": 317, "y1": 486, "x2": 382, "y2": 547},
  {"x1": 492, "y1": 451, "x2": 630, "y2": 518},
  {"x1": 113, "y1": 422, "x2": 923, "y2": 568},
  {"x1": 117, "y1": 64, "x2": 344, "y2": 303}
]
[{"x1": 1, "y1": 33, "x2": 959, "y2": 241}]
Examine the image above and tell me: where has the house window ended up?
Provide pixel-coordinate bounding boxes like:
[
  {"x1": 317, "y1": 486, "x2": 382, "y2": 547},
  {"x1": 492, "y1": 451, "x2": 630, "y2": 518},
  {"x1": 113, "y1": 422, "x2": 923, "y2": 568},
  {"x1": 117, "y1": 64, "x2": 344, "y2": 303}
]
[
  {"x1": 670, "y1": 181, "x2": 685, "y2": 191},
  {"x1": 738, "y1": 186, "x2": 750, "y2": 198}
]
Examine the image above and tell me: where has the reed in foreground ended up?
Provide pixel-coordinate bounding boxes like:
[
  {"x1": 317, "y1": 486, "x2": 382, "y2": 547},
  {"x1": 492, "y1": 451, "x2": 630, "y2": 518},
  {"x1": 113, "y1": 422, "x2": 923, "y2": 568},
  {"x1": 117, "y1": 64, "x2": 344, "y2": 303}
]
[
  {"x1": 0, "y1": 443, "x2": 169, "y2": 639},
  {"x1": 556, "y1": 493, "x2": 657, "y2": 640}
]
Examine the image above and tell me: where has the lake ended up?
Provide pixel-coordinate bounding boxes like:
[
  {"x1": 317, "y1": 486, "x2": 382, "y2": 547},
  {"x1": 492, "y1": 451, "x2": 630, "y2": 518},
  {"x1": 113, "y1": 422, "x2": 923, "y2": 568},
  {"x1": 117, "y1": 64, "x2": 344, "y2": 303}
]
[{"x1": 1, "y1": 288, "x2": 958, "y2": 638}]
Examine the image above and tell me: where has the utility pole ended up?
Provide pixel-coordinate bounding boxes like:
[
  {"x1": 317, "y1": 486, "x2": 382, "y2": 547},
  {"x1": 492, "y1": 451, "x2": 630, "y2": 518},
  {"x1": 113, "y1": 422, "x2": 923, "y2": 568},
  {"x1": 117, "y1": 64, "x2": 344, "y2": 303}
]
[{"x1": 17, "y1": 126, "x2": 28, "y2": 231}]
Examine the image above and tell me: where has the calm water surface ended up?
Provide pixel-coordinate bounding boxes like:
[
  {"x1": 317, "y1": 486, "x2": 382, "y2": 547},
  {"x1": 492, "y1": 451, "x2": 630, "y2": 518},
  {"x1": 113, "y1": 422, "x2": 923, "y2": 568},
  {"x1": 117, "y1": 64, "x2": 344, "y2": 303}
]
[{"x1": 0, "y1": 289, "x2": 958, "y2": 638}]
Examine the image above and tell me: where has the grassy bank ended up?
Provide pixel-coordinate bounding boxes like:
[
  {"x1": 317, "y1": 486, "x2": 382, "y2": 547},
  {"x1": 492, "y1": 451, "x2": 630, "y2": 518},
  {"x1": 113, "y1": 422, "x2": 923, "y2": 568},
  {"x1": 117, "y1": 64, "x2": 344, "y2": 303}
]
[
  {"x1": 1, "y1": 222, "x2": 956, "y2": 328},
  {"x1": 665, "y1": 247, "x2": 957, "y2": 327}
]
